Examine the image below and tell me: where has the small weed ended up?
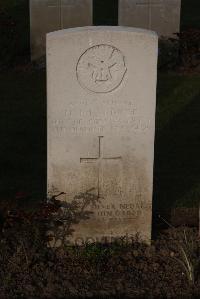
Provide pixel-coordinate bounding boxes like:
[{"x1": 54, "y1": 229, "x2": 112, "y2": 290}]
[
  {"x1": 173, "y1": 228, "x2": 200, "y2": 285},
  {"x1": 159, "y1": 215, "x2": 200, "y2": 286}
]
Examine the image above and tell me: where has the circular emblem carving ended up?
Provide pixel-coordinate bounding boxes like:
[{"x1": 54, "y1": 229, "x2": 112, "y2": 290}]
[{"x1": 76, "y1": 44, "x2": 127, "y2": 93}]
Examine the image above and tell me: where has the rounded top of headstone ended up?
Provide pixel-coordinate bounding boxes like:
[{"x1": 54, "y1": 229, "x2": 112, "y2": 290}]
[{"x1": 47, "y1": 26, "x2": 158, "y2": 39}]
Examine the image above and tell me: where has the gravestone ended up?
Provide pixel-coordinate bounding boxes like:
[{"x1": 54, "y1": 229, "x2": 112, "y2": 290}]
[
  {"x1": 30, "y1": 0, "x2": 92, "y2": 60},
  {"x1": 47, "y1": 26, "x2": 158, "y2": 244},
  {"x1": 119, "y1": 0, "x2": 181, "y2": 37}
]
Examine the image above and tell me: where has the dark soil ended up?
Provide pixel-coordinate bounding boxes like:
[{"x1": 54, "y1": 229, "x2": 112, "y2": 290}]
[{"x1": 0, "y1": 223, "x2": 199, "y2": 299}]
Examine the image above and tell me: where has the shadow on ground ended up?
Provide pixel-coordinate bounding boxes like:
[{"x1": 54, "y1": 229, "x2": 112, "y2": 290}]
[
  {"x1": 0, "y1": 68, "x2": 200, "y2": 215},
  {"x1": 154, "y1": 74, "x2": 200, "y2": 219},
  {"x1": 0, "y1": 68, "x2": 46, "y2": 199}
]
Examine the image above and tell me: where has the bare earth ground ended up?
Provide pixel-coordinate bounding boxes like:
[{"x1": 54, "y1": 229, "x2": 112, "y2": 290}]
[{"x1": 0, "y1": 225, "x2": 199, "y2": 299}]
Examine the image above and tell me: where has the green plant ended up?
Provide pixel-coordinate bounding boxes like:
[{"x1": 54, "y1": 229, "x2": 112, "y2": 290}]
[
  {"x1": 173, "y1": 228, "x2": 200, "y2": 285},
  {"x1": 178, "y1": 29, "x2": 200, "y2": 70},
  {"x1": 47, "y1": 189, "x2": 100, "y2": 247},
  {"x1": 158, "y1": 216, "x2": 199, "y2": 285}
]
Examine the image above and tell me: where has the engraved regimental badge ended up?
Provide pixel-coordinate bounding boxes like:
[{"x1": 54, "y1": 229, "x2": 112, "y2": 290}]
[{"x1": 76, "y1": 44, "x2": 127, "y2": 93}]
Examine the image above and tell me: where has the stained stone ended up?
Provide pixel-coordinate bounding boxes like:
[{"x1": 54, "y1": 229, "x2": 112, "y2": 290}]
[
  {"x1": 47, "y1": 27, "x2": 158, "y2": 244},
  {"x1": 30, "y1": 0, "x2": 92, "y2": 60},
  {"x1": 118, "y1": 0, "x2": 181, "y2": 38}
]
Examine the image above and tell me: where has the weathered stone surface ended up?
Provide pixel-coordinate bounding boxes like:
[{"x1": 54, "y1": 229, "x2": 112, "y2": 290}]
[
  {"x1": 119, "y1": 0, "x2": 181, "y2": 37},
  {"x1": 30, "y1": 0, "x2": 92, "y2": 60},
  {"x1": 47, "y1": 26, "x2": 158, "y2": 244}
]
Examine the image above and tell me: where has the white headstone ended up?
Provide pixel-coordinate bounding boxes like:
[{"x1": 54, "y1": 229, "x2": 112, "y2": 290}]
[
  {"x1": 119, "y1": 0, "x2": 181, "y2": 38},
  {"x1": 47, "y1": 26, "x2": 158, "y2": 244},
  {"x1": 30, "y1": 0, "x2": 93, "y2": 60}
]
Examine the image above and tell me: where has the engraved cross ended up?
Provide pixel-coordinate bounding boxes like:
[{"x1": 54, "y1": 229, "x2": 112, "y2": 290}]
[
  {"x1": 136, "y1": 0, "x2": 163, "y2": 29},
  {"x1": 47, "y1": 0, "x2": 73, "y2": 29},
  {"x1": 80, "y1": 136, "x2": 122, "y2": 198},
  {"x1": 136, "y1": 0, "x2": 162, "y2": 5},
  {"x1": 47, "y1": 0, "x2": 62, "y2": 29},
  {"x1": 47, "y1": 0, "x2": 60, "y2": 7}
]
